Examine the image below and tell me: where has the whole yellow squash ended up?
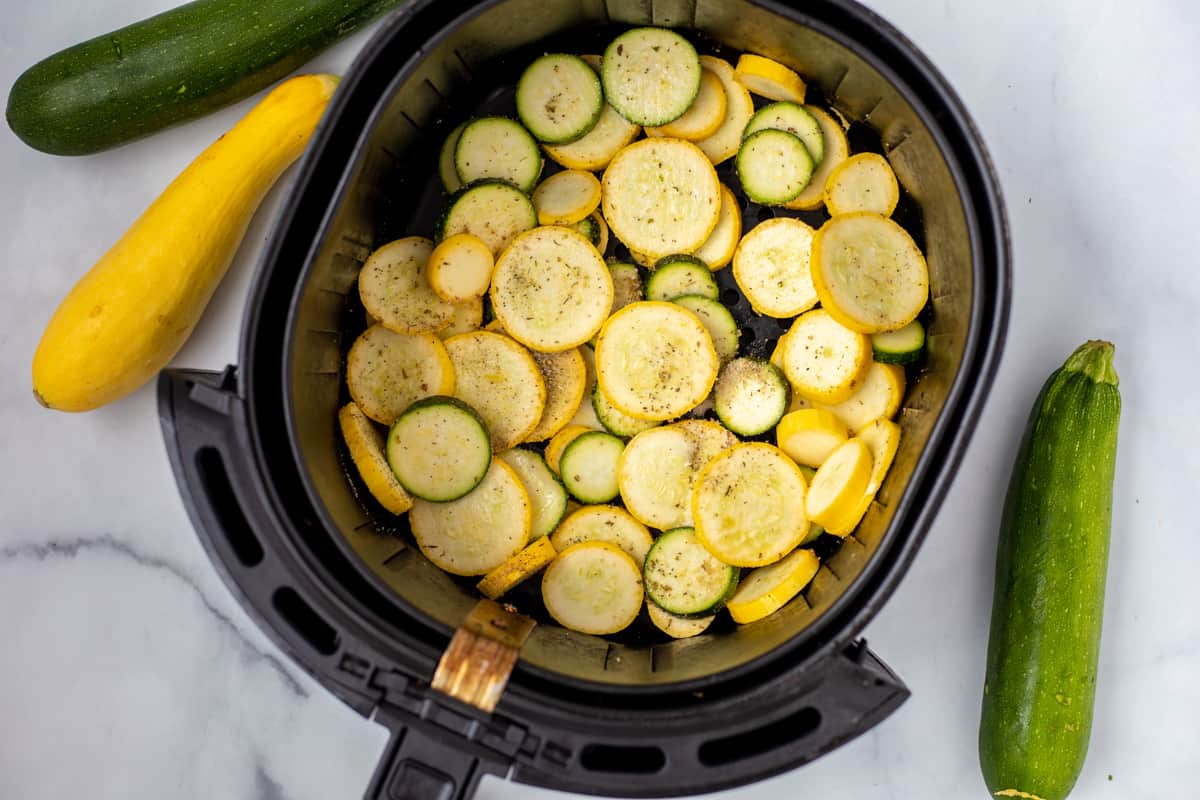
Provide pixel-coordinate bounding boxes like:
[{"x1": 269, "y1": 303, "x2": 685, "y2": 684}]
[{"x1": 32, "y1": 73, "x2": 339, "y2": 412}]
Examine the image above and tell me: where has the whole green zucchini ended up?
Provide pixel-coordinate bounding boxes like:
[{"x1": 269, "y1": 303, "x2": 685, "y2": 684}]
[
  {"x1": 6, "y1": 0, "x2": 404, "y2": 155},
  {"x1": 979, "y1": 340, "x2": 1121, "y2": 800}
]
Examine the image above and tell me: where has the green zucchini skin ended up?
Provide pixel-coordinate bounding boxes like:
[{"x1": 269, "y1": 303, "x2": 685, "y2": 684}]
[
  {"x1": 979, "y1": 341, "x2": 1121, "y2": 800},
  {"x1": 6, "y1": 0, "x2": 402, "y2": 155}
]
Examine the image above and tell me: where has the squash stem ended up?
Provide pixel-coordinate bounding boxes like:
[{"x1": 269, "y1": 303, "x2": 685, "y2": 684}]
[{"x1": 1062, "y1": 340, "x2": 1118, "y2": 387}]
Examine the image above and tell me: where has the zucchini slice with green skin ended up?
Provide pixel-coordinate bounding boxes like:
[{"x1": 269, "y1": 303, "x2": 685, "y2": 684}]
[
  {"x1": 593, "y1": 384, "x2": 661, "y2": 438},
  {"x1": 437, "y1": 180, "x2": 537, "y2": 256},
  {"x1": 980, "y1": 342, "x2": 1121, "y2": 800},
  {"x1": 647, "y1": 602, "x2": 714, "y2": 639},
  {"x1": 573, "y1": 216, "x2": 601, "y2": 247},
  {"x1": 742, "y1": 102, "x2": 824, "y2": 164},
  {"x1": 549, "y1": 504, "x2": 654, "y2": 568},
  {"x1": 654, "y1": 254, "x2": 708, "y2": 271},
  {"x1": 643, "y1": 527, "x2": 739, "y2": 617},
  {"x1": 410, "y1": 459, "x2": 531, "y2": 575},
  {"x1": 645, "y1": 261, "x2": 719, "y2": 301},
  {"x1": 736, "y1": 128, "x2": 814, "y2": 206},
  {"x1": 498, "y1": 448, "x2": 568, "y2": 541},
  {"x1": 386, "y1": 396, "x2": 491, "y2": 502},
  {"x1": 872, "y1": 319, "x2": 926, "y2": 365},
  {"x1": 785, "y1": 106, "x2": 849, "y2": 211},
  {"x1": 454, "y1": 116, "x2": 543, "y2": 192},
  {"x1": 672, "y1": 295, "x2": 739, "y2": 362},
  {"x1": 693, "y1": 55, "x2": 755, "y2": 165},
  {"x1": 713, "y1": 357, "x2": 790, "y2": 437},
  {"x1": 542, "y1": 541, "x2": 643, "y2": 635},
  {"x1": 439, "y1": 122, "x2": 466, "y2": 193},
  {"x1": 602, "y1": 28, "x2": 702, "y2": 126},
  {"x1": 517, "y1": 54, "x2": 604, "y2": 144},
  {"x1": 558, "y1": 430, "x2": 625, "y2": 503}
]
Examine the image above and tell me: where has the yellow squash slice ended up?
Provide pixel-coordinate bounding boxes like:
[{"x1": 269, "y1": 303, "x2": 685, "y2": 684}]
[
  {"x1": 824, "y1": 152, "x2": 900, "y2": 217},
  {"x1": 785, "y1": 106, "x2": 849, "y2": 210},
  {"x1": 858, "y1": 417, "x2": 902, "y2": 493},
  {"x1": 733, "y1": 54, "x2": 806, "y2": 103},
  {"x1": 498, "y1": 447, "x2": 569, "y2": 541},
  {"x1": 427, "y1": 233, "x2": 494, "y2": 303},
  {"x1": 444, "y1": 331, "x2": 546, "y2": 451},
  {"x1": 532, "y1": 169, "x2": 603, "y2": 225},
  {"x1": 732, "y1": 217, "x2": 818, "y2": 317},
  {"x1": 779, "y1": 309, "x2": 871, "y2": 403},
  {"x1": 618, "y1": 426, "x2": 699, "y2": 530},
  {"x1": 476, "y1": 536, "x2": 558, "y2": 600},
  {"x1": 549, "y1": 504, "x2": 654, "y2": 568},
  {"x1": 566, "y1": 344, "x2": 605, "y2": 430},
  {"x1": 346, "y1": 325, "x2": 454, "y2": 425},
  {"x1": 775, "y1": 408, "x2": 849, "y2": 468},
  {"x1": 337, "y1": 402, "x2": 413, "y2": 514},
  {"x1": 542, "y1": 541, "x2": 644, "y2": 635},
  {"x1": 436, "y1": 298, "x2": 484, "y2": 339},
  {"x1": 545, "y1": 424, "x2": 593, "y2": 474},
  {"x1": 543, "y1": 104, "x2": 641, "y2": 171},
  {"x1": 805, "y1": 439, "x2": 872, "y2": 531},
  {"x1": 816, "y1": 362, "x2": 905, "y2": 433},
  {"x1": 526, "y1": 347, "x2": 587, "y2": 442},
  {"x1": 693, "y1": 184, "x2": 743, "y2": 271},
  {"x1": 647, "y1": 601, "x2": 715, "y2": 638},
  {"x1": 726, "y1": 547, "x2": 820, "y2": 624},
  {"x1": 358, "y1": 236, "x2": 456, "y2": 334},
  {"x1": 646, "y1": 67, "x2": 728, "y2": 141},
  {"x1": 693, "y1": 56, "x2": 756, "y2": 165}
]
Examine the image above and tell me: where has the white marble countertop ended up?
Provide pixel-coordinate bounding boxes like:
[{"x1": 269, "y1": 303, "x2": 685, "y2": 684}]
[{"x1": 2, "y1": 1, "x2": 1197, "y2": 798}]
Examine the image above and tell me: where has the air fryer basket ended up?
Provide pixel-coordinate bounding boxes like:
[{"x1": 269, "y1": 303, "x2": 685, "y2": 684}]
[{"x1": 159, "y1": 1, "x2": 1009, "y2": 797}]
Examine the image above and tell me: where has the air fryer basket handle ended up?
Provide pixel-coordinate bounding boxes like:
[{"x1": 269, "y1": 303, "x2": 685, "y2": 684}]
[{"x1": 365, "y1": 710, "x2": 507, "y2": 800}]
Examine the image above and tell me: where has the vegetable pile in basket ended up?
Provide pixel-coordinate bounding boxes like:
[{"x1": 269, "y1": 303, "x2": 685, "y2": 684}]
[{"x1": 338, "y1": 28, "x2": 930, "y2": 639}]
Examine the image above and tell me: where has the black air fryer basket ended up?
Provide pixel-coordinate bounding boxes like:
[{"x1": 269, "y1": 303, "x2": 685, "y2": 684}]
[{"x1": 158, "y1": 1, "x2": 1010, "y2": 797}]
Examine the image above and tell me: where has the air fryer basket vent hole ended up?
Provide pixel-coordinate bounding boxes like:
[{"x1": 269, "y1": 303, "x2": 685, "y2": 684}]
[
  {"x1": 697, "y1": 707, "x2": 821, "y2": 766},
  {"x1": 195, "y1": 447, "x2": 264, "y2": 567},
  {"x1": 272, "y1": 587, "x2": 340, "y2": 655},
  {"x1": 579, "y1": 744, "x2": 667, "y2": 774}
]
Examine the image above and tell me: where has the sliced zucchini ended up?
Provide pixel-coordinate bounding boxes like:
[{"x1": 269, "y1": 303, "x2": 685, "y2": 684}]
[
  {"x1": 437, "y1": 180, "x2": 537, "y2": 256},
  {"x1": 779, "y1": 309, "x2": 871, "y2": 403},
  {"x1": 806, "y1": 439, "x2": 872, "y2": 532},
  {"x1": 608, "y1": 262, "x2": 644, "y2": 317},
  {"x1": 498, "y1": 447, "x2": 568, "y2": 540},
  {"x1": 601, "y1": 137, "x2": 721, "y2": 260},
  {"x1": 785, "y1": 106, "x2": 849, "y2": 210},
  {"x1": 346, "y1": 325, "x2": 454, "y2": 425},
  {"x1": 775, "y1": 408, "x2": 849, "y2": 468},
  {"x1": 736, "y1": 129, "x2": 814, "y2": 206},
  {"x1": 713, "y1": 357, "x2": 790, "y2": 437},
  {"x1": 692, "y1": 442, "x2": 809, "y2": 567},
  {"x1": 672, "y1": 295, "x2": 739, "y2": 362},
  {"x1": 358, "y1": 237, "x2": 456, "y2": 334},
  {"x1": 526, "y1": 347, "x2": 588, "y2": 443},
  {"x1": 725, "y1": 547, "x2": 819, "y2": 624},
  {"x1": 545, "y1": 424, "x2": 593, "y2": 474},
  {"x1": 871, "y1": 319, "x2": 925, "y2": 365},
  {"x1": 338, "y1": 402, "x2": 413, "y2": 515},
  {"x1": 732, "y1": 217, "x2": 818, "y2": 318},
  {"x1": 824, "y1": 152, "x2": 899, "y2": 217},
  {"x1": 542, "y1": 541, "x2": 643, "y2": 635},
  {"x1": 532, "y1": 169, "x2": 603, "y2": 225},
  {"x1": 427, "y1": 233, "x2": 494, "y2": 302},
  {"x1": 743, "y1": 101, "x2": 824, "y2": 165},
  {"x1": 693, "y1": 184, "x2": 742, "y2": 271},
  {"x1": 602, "y1": 28, "x2": 702, "y2": 126},
  {"x1": 476, "y1": 536, "x2": 558, "y2": 600},
  {"x1": 595, "y1": 301, "x2": 719, "y2": 421},
  {"x1": 439, "y1": 122, "x2": 466, "y2": 193},
  {"x1": 590, "y1": 210, "x2": 610, "y2": 254},
  {"x1": 643, "y1": 527, "x2": 739, "y2": 617},
  {"x1": 645, "y1": 260, "x2": 719, "y2": 301},
  {"x1": 647, "y1": 601, "x2": 714, "y2": 638},
  {"x1": 800, "y1": 520, "x2": 826, "y2": 546},
  {"x1": 410, "y1": 459, "x2": 531, "y2": 575},
  {"x1": 558, "y1": 430, "x2": 624, "y2": 503},
  {"x1": 490, "y1": 226, "x2": 614, "y2": 352},
  {"x1": 816, "y1": 362, "x2": 905, "y2": 434},
  {"x1": 693, "y1": 55, "x2": 755, "y2": 165},
  {"x1": 549, "y1": 504, "x2": 654, "y2": 568},
  {"x1": 733, "y1": 54, "x2": 806, "y2": 103},
  {"x1": 857, "y1": 417, "x2": 901, "y2": 494},
  {"x1": 572, "y1": 215, "x2": 601, "y2": 247},
  {"x1": 454, "y1": 116, "x2": 542, "y2": 192},
  {"x1": 618, "y1": 426, "x2": 703, "y2": 529},
  {"x1": 645, "y1": 66, "x2": 727, "y2": 141},
  {"x1": 444, "y1": 331, "x2": 546, "y2": 451},
  {"x1": 566, "y1": 345, "x2": 605, "y2": 430},
  {"x1": 593, "y1": 383, "x2": 661, "y2": 438},
  {"x1": 386, "y1": 396, "x2": 492, "y2": 502},
  {"x1": 436, "y1": 298, "x2": 484, "y2": 339},
  {"x1": 811, "y1": 212, "x2": 929, "y2": 333},
  {"x1": 543, "y1": 103, "x2": 641, "y2": 172},
  {"x1": 654, "y1": 253, "x2": 708, "y2": 271},
  {"x1": 516, "y1": 54, "x2": 604, "y2": 144}
]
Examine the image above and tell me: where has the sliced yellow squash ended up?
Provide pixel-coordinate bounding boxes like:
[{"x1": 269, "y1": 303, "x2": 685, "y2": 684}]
[
  {"x1": 618, "y1": 425, "x2": 701, "y2": 530},
  {"x1": 436, "y1": 298, "x2": 484, "y2": 339},
  {"x1": 806, "y1": 439, "x2": 872, "y2": 531},
  {"x1": 346, "y1": 325, "x2": 455, "y2": 425},
  {"x1": 444, "y1": 331, "x2": 546, "y2": 451},
  {"x1": 779, "y1": 309, "x2": 871, "y2": 403},
  {"x1": 775, "y1": 408, "x2": 849, "y2": 468},
  {"x1": 410, "y1": 459, "x2": 531, "y2": 576},
  {"x1": 543, "y1": 103, "x2": 641, "y2": 171},
  {"x1": 358, "y1": 236, "x2": 456, "y2": 334},
  {"x1": 671, "y1": 419, "x2": 739, "y2": 464},
  {"x1": 647, "y1": 601, "x2": 715, "y2": 638},
  {"x1": 693, "y1": 184, "x2": 742, "y2": 271},
  {"x1": 427, "y1": 233, "x2": 494, "y2": 303},
  {"x1": 824, "y1": 152, "x2": 900, "y2": 217},
  {"x1": 816, "y1": 362, "x2": 905, "y2": 433},
  {"x1": 490, "y1": 226, "x2": 613, "y2": 352},
  {"x1": 857, "y1": 418, "x2": 902, "y2": 494},
  {"x1": 784, "y1": 106, "x2": 849, "y2": 211},
  {"x1": 337, "y1": 402, "x2": 413, "y2": 515},
  {"x1": 646, "y1": 66, "x2": 728, "y2": 141},
  {"x1": 545, "y1": 424, "x2": 593, "y2": 474},
  {"x1": 532, "y1": 169, "x2": 603, "y2": 225},
  {"x1": 566, "y1": 344, "x2": 605, "y2": 430},
  {"x1": 692, "y1": 443, "x2": 809, "y2": 567},
  {"x1": 732, "y1": 217, "x2": 818, "y2": 318},
  {"x1": 726, "y1": 547, "x2": 819, "y2": 624},
  {"x1": 811, "y1": 212, "x2": 929, "y2": 334},
  {"x1": 693, "y1": 55, "x2": 755, "y2": 165},
  {"x1": 549, "y1": 504, "x2": 654, "y2": 568},
  {"x1": 595, "y1": 301, "x2": 719, "y2": 421},
  {"x1": 602, "y1": 137, "x2": 721, "y2": 261},
  {"x1": 733, "y1": 54, "x2": 806, "y2": 103},
  {"x1": 497, "y1": 447, "x2": 568, "y2": 541},
  {"x1": 542, "y1": 541, "x2": 644, "y2": 635},
  {"x1": 476, "y1": 536, "x2": 558, "y2": 600},
  {"x1": 526, "y1": 347, "x2": 587, "y2": 442}
]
